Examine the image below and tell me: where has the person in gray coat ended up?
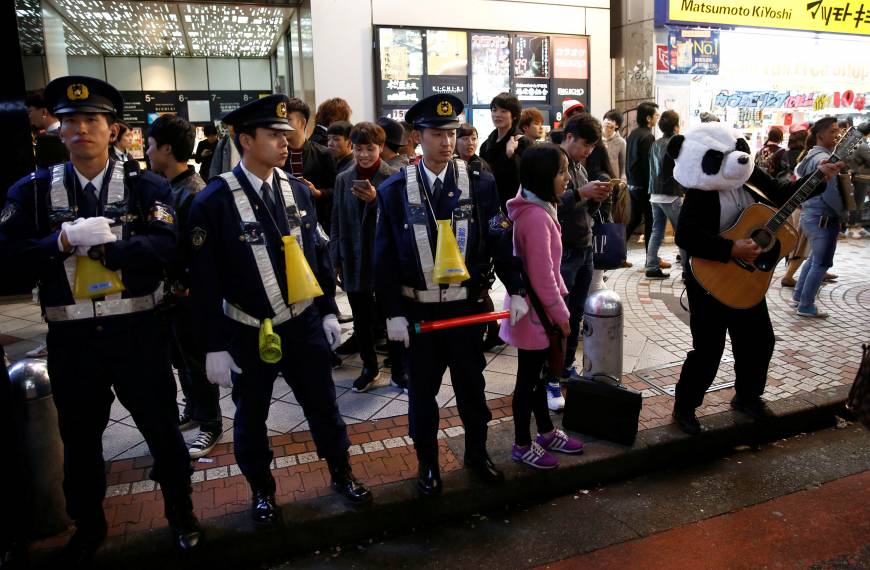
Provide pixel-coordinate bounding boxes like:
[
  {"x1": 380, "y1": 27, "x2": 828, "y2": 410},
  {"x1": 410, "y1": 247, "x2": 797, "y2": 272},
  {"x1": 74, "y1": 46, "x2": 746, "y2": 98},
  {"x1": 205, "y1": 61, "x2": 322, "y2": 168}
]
[
  {"x1": 330, "y1": 122, "x2": 406, "y2": 393},
  {"x1": 207, "y1": 130, "x2": 240, "y2": 179}
]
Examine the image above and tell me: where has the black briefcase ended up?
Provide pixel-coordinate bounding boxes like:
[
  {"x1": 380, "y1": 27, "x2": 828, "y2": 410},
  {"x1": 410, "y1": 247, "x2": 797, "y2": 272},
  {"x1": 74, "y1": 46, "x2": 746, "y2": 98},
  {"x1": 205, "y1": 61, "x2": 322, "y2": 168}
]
[{"x1": 562, "y1": 374, "x2": 642, "y2": 446}]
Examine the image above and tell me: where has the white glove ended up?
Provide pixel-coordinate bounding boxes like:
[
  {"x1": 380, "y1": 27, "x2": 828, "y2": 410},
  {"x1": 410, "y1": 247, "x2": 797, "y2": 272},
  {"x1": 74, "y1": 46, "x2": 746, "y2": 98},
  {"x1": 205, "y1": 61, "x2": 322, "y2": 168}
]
[
  {"x1": 62, "y1": 217, "x2": 117, "y2": 248},
  {"x1": 322, "y1": 314, "x2": 342, "y2": 350},
  {"x1": 509, "y1": 294, "x2": 530, "y2": 326},
  {"x1": 386, "y1": 316, "x2": 410, "y2": 348},
  {"x1": 205, "y1": 351, "x2": 241, "y2": 388}
]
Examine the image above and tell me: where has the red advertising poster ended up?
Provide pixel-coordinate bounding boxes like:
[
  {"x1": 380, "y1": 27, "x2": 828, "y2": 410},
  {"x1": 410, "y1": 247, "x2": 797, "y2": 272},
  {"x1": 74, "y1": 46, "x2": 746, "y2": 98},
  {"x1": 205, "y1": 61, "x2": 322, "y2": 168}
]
[
  {"x1": 656, "y1": 44, "x2": 668, "y2": 71},
  {"x1": 552, "y1": 36, "x2": 588, "y2": 80}
]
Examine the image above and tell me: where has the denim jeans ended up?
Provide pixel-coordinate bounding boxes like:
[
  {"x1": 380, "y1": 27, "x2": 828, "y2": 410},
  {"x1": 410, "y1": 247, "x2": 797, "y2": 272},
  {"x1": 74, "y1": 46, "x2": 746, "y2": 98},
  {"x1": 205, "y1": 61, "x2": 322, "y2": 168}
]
[
  {"x1": 645, "y1": 198, "x2": 686, "y2": 272},
  {"x1": 793, "y1": 212, "x2": 840, "y2": 312},
  {"x1": 559, "y1": 245, "x2": 594, "y2": 370}
]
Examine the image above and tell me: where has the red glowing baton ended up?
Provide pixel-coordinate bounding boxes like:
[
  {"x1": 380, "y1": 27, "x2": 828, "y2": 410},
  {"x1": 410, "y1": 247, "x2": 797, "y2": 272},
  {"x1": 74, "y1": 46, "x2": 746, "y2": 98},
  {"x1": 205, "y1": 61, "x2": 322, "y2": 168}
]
[{"x1": 412, "y1": 311, "x2": 511, "y2": 334}]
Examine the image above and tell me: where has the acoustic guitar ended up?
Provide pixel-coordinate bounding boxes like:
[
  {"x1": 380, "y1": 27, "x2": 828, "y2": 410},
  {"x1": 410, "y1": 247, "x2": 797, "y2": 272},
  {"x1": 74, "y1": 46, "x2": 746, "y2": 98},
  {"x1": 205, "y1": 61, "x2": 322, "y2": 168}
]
[{"x1": 691, "y1": 127, "x2": 864, "y2": 309}]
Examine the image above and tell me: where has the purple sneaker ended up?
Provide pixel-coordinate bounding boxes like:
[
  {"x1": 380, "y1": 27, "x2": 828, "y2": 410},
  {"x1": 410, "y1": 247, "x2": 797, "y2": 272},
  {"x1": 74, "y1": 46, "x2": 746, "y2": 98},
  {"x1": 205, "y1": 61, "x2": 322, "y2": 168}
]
[
  {"x1": 536, "y1": 429, "x2": 584, "y2": 455},
  {"x1": 511, "y1": 442, "x2": 558, "y2": 470}
]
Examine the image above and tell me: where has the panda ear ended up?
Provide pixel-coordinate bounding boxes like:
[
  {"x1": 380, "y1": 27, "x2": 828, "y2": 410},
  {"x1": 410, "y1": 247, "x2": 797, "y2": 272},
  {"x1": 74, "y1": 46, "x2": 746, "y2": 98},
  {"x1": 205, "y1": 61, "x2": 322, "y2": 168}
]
[
  {"x1": 735, "y1": 137, "x2": 750, "y2": 153},
  {"x1": 666, "y1": 135, "x2": 685, "y2": 160}
]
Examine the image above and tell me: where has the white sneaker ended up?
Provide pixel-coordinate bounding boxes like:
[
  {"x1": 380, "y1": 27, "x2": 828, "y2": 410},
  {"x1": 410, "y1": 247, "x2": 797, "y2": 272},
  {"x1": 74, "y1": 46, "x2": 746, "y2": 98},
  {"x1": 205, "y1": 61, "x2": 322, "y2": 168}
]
[
  {"x1": 188, "y1": 429, "x2": 221, "y2": 459},
  {"x1": 546, "y1": 382, "x2": 565, "y2": 412}
]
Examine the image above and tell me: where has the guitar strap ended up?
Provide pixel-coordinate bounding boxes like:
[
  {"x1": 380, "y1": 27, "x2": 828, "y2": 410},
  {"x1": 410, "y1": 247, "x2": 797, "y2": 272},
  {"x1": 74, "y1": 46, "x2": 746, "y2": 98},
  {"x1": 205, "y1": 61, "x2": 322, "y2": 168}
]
[{"x1": 742, "y1": 183, "x2": 774, "y2": 206}]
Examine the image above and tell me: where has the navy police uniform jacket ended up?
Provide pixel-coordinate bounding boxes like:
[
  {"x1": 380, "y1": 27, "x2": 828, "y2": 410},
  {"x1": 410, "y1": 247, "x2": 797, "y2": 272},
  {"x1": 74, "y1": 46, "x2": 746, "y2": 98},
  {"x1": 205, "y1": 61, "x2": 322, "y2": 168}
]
[
  {"x1": 187, "y1": 164, "x2": 338, "y2": 353},
  {"x1": 374, "y1": 160, "x2": 524, "y2": 319},
  {"x1": 0, "y1": 161, "x2": 176, "y2": 310}
]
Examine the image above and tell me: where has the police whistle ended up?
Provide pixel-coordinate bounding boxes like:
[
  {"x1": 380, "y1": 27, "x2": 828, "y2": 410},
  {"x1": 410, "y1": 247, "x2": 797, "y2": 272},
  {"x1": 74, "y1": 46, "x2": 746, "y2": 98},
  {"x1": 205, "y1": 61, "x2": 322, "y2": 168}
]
[
  {"x1": 258, "y1": 318, "x2": 282, "y2": 363},
  {"x1": 412, "y1": 311, "x2": 511, "y2": 334}
]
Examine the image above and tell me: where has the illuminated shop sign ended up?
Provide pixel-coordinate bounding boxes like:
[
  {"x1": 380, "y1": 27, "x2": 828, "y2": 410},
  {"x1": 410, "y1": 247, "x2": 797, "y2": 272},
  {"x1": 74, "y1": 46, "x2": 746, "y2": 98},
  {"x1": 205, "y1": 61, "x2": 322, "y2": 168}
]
[
  {"x1": 656, "y1": 0, "x2": 870, "y2": 37},
  {"x1": 713, "y1": 89, "x2": 868, "y2": 110}
]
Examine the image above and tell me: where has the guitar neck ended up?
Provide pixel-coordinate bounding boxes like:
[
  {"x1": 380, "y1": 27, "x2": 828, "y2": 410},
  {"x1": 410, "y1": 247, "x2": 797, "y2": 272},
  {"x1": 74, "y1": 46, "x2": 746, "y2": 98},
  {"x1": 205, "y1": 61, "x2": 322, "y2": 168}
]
[{"x1": 766, "y1": 150, "x2": 842, "y2": 232}]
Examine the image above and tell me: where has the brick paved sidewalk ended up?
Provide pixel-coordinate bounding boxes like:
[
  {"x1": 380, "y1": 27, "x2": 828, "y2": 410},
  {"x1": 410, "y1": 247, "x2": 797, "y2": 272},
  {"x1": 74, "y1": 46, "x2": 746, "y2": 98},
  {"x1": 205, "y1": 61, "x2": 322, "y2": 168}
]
[{"x1": 4, "y1": 238, "x2": 868, "y2": 548}]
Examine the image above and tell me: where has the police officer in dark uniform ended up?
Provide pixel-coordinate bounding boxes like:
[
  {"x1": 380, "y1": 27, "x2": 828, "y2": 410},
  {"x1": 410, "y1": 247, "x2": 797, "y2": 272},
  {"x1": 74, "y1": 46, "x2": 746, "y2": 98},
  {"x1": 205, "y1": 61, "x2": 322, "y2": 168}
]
[
  {"x1": 187, "y1": 94, "x2": 371, "y2": 526},
  {"x1": 0, "y1": 76, "x2": 201, "y2": 565},
  {"x1": 374, "y1": 94, "x2": 529, "y2": 495}
]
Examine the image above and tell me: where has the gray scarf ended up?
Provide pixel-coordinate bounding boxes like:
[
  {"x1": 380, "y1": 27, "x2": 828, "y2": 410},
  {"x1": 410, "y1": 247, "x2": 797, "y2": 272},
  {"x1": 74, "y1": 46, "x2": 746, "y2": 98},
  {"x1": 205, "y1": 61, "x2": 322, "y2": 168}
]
[{"x1": 522, "y1": 188, "x2": 558, "y2": 222}]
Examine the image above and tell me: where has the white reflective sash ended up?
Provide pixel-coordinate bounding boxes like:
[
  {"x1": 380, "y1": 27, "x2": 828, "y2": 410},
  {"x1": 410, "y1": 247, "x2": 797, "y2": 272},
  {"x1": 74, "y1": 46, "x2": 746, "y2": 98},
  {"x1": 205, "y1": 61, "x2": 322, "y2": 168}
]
[
  {"x1": 49, "y1": 164, "x2": 68, "y2": 212},
  {"x1": 48, "y1": 161, "x2": 125, "y2": 212},
  {"x1": 51, "y1": 161, "x2": 127, "y2": 303},
  {"x1": 274, "y1": 170, "x2": 303, "y2": 245},
  {"x1": 105, "y1": 161, "x2": 125, "y2": 204},
  {"x1": 405, "y1": 159, "x2": 472, "y2": 293},
  {"x1": 221, "y1": 171, "x2": 310, "y2": 325}
]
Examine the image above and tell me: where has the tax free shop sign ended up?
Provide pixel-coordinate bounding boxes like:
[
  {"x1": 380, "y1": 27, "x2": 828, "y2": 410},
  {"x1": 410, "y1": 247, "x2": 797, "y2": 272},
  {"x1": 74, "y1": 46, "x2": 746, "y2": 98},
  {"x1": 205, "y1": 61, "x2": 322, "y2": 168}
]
[{"x1": 656, "y1": 0, "x2": 870, "y2": 37}]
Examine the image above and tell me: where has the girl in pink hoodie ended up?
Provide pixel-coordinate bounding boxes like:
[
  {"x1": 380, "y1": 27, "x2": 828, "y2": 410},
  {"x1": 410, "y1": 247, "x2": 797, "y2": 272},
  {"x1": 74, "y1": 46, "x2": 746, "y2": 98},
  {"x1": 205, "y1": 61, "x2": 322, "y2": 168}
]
[{"x1": 500, "y1": 144, "x2": 584, "y2": 469}]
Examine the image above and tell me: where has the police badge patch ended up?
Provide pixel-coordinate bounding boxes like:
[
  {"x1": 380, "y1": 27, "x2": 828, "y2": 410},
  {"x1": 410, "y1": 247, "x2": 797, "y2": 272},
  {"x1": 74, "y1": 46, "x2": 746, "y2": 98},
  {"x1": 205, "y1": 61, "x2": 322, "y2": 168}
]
[
  {"x1": 0, "y1": 204, "x2": 15, "y2": 226},
  {"x1": 190, "y1": 227, "x2": 207, "y2": 249},
  {"x1": 149, "y1": 202, "x2": 175, "y2": 225},
  {"x1": 489, "y1": 211, "x2": 512, "y2": 234}
]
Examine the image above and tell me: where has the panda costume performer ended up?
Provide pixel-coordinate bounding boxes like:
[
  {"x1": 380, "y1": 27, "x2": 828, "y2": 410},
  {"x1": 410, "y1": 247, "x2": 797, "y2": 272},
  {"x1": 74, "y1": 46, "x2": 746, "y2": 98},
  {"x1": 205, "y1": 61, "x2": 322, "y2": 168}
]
[{"x1": 668, "y1": 124, "x2": 843, "y2": 434}]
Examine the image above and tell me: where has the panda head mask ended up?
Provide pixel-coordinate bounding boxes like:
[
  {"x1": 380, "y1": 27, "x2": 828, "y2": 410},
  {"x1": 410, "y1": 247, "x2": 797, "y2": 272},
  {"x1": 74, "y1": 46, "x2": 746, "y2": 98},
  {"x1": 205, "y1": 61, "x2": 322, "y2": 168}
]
[{"x1": 667, "y1": 123, "x2": 754, "y2": 192}]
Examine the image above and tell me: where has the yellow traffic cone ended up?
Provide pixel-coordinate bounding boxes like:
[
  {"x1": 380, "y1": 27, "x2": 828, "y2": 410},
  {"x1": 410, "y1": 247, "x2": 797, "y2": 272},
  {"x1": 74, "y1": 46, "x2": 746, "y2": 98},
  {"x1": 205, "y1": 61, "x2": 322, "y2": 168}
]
[
  {"x1": 73, "y1": 255, "x2": 125, "y2": 299},
  {"x1": 258, "y1": 318, "x2": 282, "y2": 363},
  {"x1": 282, "y1": 236, "x2": 323, "y2": 304},
  {"x1": 433, "y1": 219, "x2": 470, "y2": 284}
]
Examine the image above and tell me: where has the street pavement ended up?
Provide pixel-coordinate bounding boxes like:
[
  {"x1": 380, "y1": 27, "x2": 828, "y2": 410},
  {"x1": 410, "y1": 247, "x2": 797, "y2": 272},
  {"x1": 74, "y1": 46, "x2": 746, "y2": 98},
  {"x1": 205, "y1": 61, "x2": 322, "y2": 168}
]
[
  {"x1": 4, "y1": 237, "x2": 869, "y2": 557},
  {"x1": 267, "y1": 425, "x2": 870, "y2": 570}
]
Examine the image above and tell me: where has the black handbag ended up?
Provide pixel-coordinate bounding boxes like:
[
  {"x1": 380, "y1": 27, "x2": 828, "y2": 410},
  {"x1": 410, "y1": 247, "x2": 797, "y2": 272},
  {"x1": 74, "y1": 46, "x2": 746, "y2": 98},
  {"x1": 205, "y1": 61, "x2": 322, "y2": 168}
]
[
  {"x1": 562, "y1": 374, "x2": 642, "y2": 446},
  {"x1": 591, "y1": 210, "x2": 627, "y2": 270}
]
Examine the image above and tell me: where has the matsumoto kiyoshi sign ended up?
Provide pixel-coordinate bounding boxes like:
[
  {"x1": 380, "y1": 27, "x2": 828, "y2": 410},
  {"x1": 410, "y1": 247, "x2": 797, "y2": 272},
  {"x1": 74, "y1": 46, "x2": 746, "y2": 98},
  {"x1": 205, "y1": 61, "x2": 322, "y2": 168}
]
[{"x1": 656, "y1": 0, "x2": 870, "y2": 36}]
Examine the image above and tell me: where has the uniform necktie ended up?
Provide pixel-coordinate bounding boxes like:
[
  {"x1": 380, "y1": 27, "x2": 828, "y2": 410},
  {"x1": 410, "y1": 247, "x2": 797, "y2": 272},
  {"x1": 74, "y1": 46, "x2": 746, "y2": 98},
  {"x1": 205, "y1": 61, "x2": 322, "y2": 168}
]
[
  {"x1": 83, "y1": 182, "x2": 99, "y2": 217},
  {"x1": 261, "y1": 182, "x2": 279, "y2": 222},
  {"x1": 432, "y1": 178, "x2": 443, "y2": 206}
]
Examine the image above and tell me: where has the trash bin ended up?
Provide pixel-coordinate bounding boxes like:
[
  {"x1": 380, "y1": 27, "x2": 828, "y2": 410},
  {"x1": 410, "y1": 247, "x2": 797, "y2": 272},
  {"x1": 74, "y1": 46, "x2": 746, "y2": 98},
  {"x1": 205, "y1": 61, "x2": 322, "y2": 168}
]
[
  {"x1": 8, "y1": 358, "x2": 70, "y2": 538},
  {"x1": 581, "y1": 289, "x2": 623, "y2": 382}
]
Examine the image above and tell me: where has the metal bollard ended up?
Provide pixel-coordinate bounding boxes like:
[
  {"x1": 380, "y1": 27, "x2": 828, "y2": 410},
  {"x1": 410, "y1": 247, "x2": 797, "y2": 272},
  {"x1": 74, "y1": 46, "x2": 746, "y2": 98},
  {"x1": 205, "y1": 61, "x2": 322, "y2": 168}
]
[
  {"x1": 581, "y1": 289, "x2": 624, "y2": 382},
  {"x1": 8, "y1": 358, "x2": 70, "y2": 538}
]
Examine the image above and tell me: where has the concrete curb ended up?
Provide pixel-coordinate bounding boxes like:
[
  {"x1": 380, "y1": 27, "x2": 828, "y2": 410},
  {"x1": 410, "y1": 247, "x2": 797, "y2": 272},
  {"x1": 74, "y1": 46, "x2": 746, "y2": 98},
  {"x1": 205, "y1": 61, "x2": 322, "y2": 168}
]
[{"x1": 32, "y1": 385, "x2": 851, "y2": 569}]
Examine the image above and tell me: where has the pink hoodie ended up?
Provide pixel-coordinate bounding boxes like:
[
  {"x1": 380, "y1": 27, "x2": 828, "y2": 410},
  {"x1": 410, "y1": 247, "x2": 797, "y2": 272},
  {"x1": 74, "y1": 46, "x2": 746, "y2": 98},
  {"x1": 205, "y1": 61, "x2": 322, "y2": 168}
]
[{"x1": 499, "y1": 188, "x2": 570, "y2": 351}]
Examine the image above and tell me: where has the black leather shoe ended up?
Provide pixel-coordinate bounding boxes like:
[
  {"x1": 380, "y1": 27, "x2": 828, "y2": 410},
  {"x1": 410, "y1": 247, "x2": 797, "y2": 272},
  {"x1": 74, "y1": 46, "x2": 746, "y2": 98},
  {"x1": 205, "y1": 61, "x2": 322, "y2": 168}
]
[
  {"x1": 417, "y1": 461, "x2": 442, "y2": 496},
  {"x1": 169, "y1": 511, "x2": 203, "y2": 551},
  {"x1": 464, "y1": 453, "x2": 504, "y2": 484},
  {"x1": 731, "y1": 396, "x2": 774, "y2": 420},
  {"x1": 329, "y1": 464, "x2": 373, "y2": 505},
  {"x1": 251, "y1": 490, "x2": 278, "y2": 526},
  {"x1": 672, "y1": 407, "x2": 702, "y2": 435},
  {"x1": 61, "y1": 521, "x2": 107, "y2": 568}
]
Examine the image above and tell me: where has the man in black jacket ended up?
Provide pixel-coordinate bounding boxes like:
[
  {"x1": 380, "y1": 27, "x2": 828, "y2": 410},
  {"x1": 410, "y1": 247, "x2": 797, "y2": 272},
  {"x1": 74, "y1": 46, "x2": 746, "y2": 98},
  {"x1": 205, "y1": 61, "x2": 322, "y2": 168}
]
[
  {"x1": 480, "y1": 92, "x2": 531, "y2": 212},
  {"x1": 645, "y1": 110, "x2": 685, "y2": 279},
  {"x1": 146, "y1": 114, "x2": 222, "y2": 460},
  {"x1": 282, "y1": 98, "x2": 337, "y2": 235},
  {"x1": 556, "y1": 115, "x2": 611, "y2": 398},
  {"x1": 625, "y1": 102, "x2": 659, "y2": 258},
  {"x1": 26, "y1": 90, "x2": 68, "y2": 167}
]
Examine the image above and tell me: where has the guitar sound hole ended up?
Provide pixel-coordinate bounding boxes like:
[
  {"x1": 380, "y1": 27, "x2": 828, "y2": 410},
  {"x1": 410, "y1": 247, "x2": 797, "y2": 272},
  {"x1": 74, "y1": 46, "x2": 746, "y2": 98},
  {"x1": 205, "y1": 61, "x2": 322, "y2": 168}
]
[{"x1": 751, "y1": 229, "x2": 774, "y2": 250}]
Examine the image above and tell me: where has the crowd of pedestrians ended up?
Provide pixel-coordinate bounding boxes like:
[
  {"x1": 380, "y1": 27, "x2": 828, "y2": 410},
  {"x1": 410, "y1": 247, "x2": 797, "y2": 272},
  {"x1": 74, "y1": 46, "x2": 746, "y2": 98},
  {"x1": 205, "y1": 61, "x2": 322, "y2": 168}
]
[{"x1": 4, "y1": 75, "x2": 868, "y2": 566}]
